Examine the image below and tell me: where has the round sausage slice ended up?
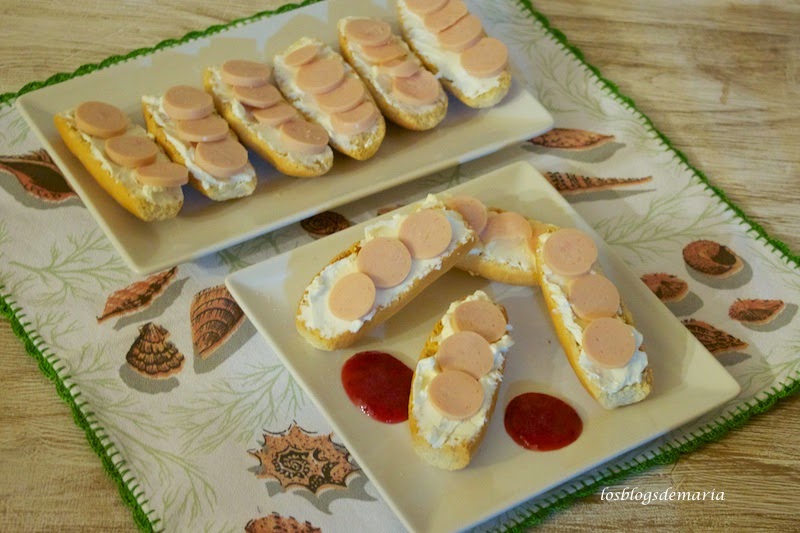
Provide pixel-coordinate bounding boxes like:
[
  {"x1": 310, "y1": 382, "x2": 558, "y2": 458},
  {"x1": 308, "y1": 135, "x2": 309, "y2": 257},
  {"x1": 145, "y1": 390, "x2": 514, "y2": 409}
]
[
  {"x1": 424, "y1": 0, "x2": 468, "y2": 33},
  {"x1": 296, "y1": 57, "x2": 346, "y2": 95},
  {"x1": 461, "y1": 37, "x2": 509, "y2": 79},
  {"x1": 279, "y1": 120, "x2": 329, "y2": 155},
  {"x1": 194, "y1": 137, "x2": 249, "y2": 178},
  {"x1": 284, "y1": 44, "x2": 320, "y2": 68},
  {"x1": 344, "y1": 18, "x2": 392, "y2": 47},
  {"x1": 135, "y1": 161, "x2": 189, "y2": 187},
  {"x1": 436, "y1": 331, "x2": 494, "y2": 379},
  {"x1": 404, "y1": 0, "x2": 448, "y2": 16},
  {"x1": 104, "y1": 135, "x2": 158, "y2": 169},
  {"x1": 252, "y1": 102, "x2": 298, "y2": 127},
  {"x1": 398, "y1": 209, "x2": 452, "y2": 259},
  {"x1": 356, "y1": 237, "x2": 412, "y2": 289},
  {"x1": 438, "y1": 14, "x2": 483, "y2": 52},
  {"x1": 480, "y1": 211, "x2": 532, "y2": 243},
  {"x1": 428, "y1": 370, "x2": 484, "y2": 420},
  {"x1": 314, "y1": 77, "x2": 365, "y2": 114},
  {"x1": 444, "y1": 195, "x2": 488, "y2": 234},
  {"x1": 74, "y1": 101, "x2": 128, "y2": 139},
  {"x1": 220, "y1": 60, "x2": 271, "y2": 88},
  {"x1": 392, "y1": 69, "x2": 440, "y2": 106},
  {"x1": 379, "y1": 56, "x2": 421, "y2": 78},
  {"x1": 359, "y1": 41, "x2": 407, "y2": 65},
  {"x1": 330, "y1": 101, "x2": 379, "y2": 136},
  {"x1": 162, "y1": 86, "x2": 214, "y2": 121},
  {"x1": 453, "y1": 300, "x2": 506, "y2": 342},
  {"x1": 328, "y1": 272, "x2": 376, "y2": 321},
  {"x1": 568, "y1": 274, "x2": 620, "y2": 321},
  {"x1": 582, "y1": 317, "x2": 636, "y2": 369},
  {"x1": 176, "y1": 116, "x2": 229, "y2": 143},
  {"x1": 232, "y1": 83, "x2": 282, "y2": 109},
  {"x1": 541, "y1": 228, "x2": 598, "y2": 278}
]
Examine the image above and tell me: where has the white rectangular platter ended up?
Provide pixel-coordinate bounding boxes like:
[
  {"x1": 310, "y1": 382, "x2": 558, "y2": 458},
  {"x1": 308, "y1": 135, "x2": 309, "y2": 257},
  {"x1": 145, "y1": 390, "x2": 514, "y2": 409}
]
[
  {"x1": 226, "y1": 161, "x2": 741, "y2": 533},
  {"x1": 15, "y1": 0, "x2": 553, "y2": 274}
]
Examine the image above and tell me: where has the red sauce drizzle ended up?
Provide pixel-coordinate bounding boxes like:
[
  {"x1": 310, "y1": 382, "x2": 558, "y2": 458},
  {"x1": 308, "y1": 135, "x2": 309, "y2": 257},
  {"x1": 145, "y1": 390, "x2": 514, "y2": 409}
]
[
  {"x1": 504, "y1": 392, "x2": 583, "y2": 451},
  {"x1": 341, "y1": 351, "x2": 413, "y2": 424}
]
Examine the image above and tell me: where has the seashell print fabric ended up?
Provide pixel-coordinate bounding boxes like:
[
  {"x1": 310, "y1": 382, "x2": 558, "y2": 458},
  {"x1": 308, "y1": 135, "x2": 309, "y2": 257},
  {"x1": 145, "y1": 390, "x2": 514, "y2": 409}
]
[{"x1": 0, "y1": 1, "x2": 797, "y2": 532}]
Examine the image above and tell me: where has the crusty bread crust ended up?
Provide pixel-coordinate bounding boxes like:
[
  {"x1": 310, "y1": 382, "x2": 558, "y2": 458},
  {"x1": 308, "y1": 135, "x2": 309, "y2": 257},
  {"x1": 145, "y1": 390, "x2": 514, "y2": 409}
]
[
  {"x1": 295, "y1": 230, "x2": 478, "y2": 351},
  {"x1": 409, "y1": 301, "x2": 508, "y2": 470},
  {"x1": 53, "y1": 113, "x2": 182, "y2": 221},
  {"x1": 456, "y1": 209, "x2": 556, "y2": 286},
  {"x1": 397, "y1": 4, "x2": 512, "y2": 109},
  {"x1": 338, "y1": 25, "x2": 448, "y2": 131},
  {"x1": 203, "y1": 69, "x2": 333, "y2": 178},
  {"x1": 141, "y1": 101, "x2": 257, "y2": 201},
  {"x1": 533, "y1": 221, "x2": 652, "y2": 409}
]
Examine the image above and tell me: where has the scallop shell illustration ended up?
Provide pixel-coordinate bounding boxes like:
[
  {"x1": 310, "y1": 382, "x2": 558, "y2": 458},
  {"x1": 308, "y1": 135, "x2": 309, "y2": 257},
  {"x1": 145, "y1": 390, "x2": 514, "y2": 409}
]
[
  {"x1": 682, "y1": 318, "x2": 748, "y2": 355},
  {"x1": 728, "y1": 299, "x2": 785, "y2": 325},
  {"x1": 126, "y1": 322, "x2": 185, "y2": 379},
  {"x1": 529, "y1": 128, "x2": 615, "y2": 150},
  {"x1": 545, "y1": 172, "x2": 652, "y2": 195},
  {"x1": 641, "y1": 273, "x2": 689, "y2": 303},
  {"x1": 245, "y1": 513, "x2": 321, "y2": 533},
  {"x1": 97, "y1": 267, "x2": 178, "y2": 323},
  {"x1": 300, "y1": 211, "x2": 350, "y2": 238},
  {"x1": 249, "y1": 423, "x2": 360, "y2": 493},
  {"x1": 190, "y1": 285, "x2": 246, "y2": 360},
  {"x1": 0, "y1": 149, "x2": 76, "y2": 202},
  {"x1": 683, "y1": 240, "x2": 743, "y2": 278}
]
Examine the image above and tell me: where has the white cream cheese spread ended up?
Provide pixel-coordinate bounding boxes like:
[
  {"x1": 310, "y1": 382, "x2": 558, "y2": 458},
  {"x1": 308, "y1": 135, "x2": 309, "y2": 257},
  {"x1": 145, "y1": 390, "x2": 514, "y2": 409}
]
[
  {"x1": 411, "y1": 290, "x2": 513, "y2": 448},
  {"x1": 397, "y1": 1, "x2": 502, "y2": 98},
  {"x1": 298, "y1": 195, "x2": 472, "y2": 339},
  {"x1": 273, "y1": 38, "x2": 382, "y2": 152},
  {"x1": 141, "y1": 95, "x2": 255, "y2": 190},
  {"x1": 538, "y1": 233, "x2": 648, "y2": 393},
  {"x1": 63, "y1": 110, "x2": 182, "y2": 205},
  {"x1": 207, "y1": 67, "x2": 332, "y2": 167}
]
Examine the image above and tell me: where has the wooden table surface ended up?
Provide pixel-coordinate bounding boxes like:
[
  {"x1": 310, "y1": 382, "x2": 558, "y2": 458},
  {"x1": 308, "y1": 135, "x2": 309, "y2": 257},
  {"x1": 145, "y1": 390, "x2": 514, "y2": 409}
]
[{"x1": 1, "y1": 0, "x2": 798, "y2": 531}]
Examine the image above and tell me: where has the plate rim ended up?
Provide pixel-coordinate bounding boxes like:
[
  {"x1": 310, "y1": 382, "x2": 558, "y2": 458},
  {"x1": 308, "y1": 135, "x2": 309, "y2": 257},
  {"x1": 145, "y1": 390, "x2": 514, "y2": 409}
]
[
  {"x1": 226, "y1": 160, "x2": 741, "y2": 532},
  {"x1": 14, "y1": 0, "x2": 553, "y2": 275}
]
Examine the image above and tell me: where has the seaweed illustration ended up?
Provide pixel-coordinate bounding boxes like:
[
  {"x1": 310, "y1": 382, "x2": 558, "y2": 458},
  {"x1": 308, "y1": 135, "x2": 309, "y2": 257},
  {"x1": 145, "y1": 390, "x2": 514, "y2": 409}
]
[
  {"x1": 0, "y1": 106, "x2": 29, "y2": 147},
  {"x1": 593, "y1": 179, "x2": 729, "y2": 263},
  {"x1": 64, "y1": 343, "x2": 216, "y2": 527},
  {"x1": 172, "y1": 359, "x2": 306, "y2": 456},
  {"x1": 217, "y1": 227, "x2": 299, "y2": 272},
  {"x1": 9, "y1": 229, "x2": 129, "y2": 305}
]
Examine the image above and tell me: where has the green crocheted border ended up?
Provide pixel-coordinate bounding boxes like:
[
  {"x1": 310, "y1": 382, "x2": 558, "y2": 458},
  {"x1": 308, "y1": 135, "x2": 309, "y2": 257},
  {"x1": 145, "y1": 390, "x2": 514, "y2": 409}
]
[{"x1": 1, "y1": 0, "x2": 798, "y2": 531}]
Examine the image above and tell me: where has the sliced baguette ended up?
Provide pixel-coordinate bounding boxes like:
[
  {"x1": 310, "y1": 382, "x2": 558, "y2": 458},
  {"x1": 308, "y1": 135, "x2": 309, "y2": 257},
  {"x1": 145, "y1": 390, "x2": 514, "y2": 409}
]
[
  {"x1": 533, "y1": 222, "x2": 652, "y2": 409},
  {"x1": 203, "y1": 68, "x2": 333, "y2": 178},
  {"x1": 141, "y1": 99, "x2": 257, "y2": 201},
  {"x1": 338, "y1": 17, "x2": 448, "y2": 131},
  {"x1": 396, "y1": 1, "x2": 511, "y2": 109},
  {"x1": 273, "y1": 38, "x2": 386, "y2": 161},
  {"x1": 54, "y1": 112, "x2": 183, "y2": 221},
  {"x1": 409, "y1": 292, "x2": 510, "y2": 470},
  {"x1": 296, "y1": 199, "x2": 478, "y2": 351},
  {"x1": 456, "y1": 208, "x2": 556, "y2": 286}
]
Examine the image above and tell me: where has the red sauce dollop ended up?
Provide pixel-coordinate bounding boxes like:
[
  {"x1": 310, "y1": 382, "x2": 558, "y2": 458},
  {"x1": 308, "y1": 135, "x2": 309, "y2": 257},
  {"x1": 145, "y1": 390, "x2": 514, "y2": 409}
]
[
  {"x1": 504, "y1": 392, "x2": 583, "y2": 451},
  {"x1": 341, "y1": 351, "x2": 413, "y2": 424}
]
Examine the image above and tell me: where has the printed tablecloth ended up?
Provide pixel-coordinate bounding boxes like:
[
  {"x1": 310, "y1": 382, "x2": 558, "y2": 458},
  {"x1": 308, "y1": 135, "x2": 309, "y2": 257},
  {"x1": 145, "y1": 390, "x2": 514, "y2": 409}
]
[{"x1": 1, "y1": 0, "x2": 798, "y2": 531}]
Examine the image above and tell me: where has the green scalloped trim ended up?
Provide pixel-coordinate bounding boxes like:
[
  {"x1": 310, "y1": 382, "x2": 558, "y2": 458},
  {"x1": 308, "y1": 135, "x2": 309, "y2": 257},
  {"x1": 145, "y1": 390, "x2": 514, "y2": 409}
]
[
  {"x1": 0, "y1": 287, "x2": 158, "y2": 532},
  {"x1": 0, "y1": 0, "x2": 798, "y2": 531}
]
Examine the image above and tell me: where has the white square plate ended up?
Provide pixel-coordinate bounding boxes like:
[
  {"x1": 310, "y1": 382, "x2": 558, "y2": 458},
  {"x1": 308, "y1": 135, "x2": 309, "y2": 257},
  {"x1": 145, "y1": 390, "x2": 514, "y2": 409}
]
[
  {"x1": 226, "y1": 161, "x2": 741, "y2": 533},
  {"x1": 15, "y1": 0, "x2": 553, "y2": 274}
]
